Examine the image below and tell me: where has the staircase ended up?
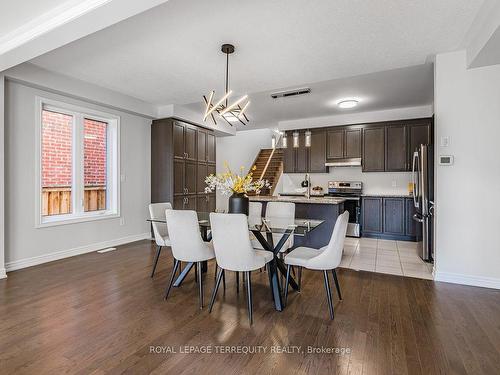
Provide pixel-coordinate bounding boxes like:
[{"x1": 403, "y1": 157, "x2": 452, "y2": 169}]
[{"x1": 248, "y1": 148, "x2": 283, "y2": 196}]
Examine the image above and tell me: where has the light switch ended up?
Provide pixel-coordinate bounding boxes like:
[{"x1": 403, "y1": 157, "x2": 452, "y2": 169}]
[
  {"x1": 120, "y1": 174, "x2": 126, "y2": 182},
  {"x1": 440, "y1": 136, "x2": 450, "y2": 147}
]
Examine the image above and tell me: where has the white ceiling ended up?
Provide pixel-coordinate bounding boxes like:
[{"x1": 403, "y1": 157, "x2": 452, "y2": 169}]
[
  {"x1": 28, "y1": 0, "x2": 483, "y2": 127},
  {"x1": 0, "y1": 0, "x2": 69, "y2": 37},
  {"x1": 184, "y1": 64, "x2": 433, "y2": 129}
]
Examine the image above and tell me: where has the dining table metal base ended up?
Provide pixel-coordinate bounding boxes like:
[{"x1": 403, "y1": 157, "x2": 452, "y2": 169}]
[{"x1": 252, "y1": 229, "x2": 299, "y2": 312}]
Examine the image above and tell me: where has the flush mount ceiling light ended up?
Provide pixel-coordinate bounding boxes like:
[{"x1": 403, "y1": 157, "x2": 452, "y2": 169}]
[
  {"x1": 337, "y1": 99, "x2": 359, "y2": 109},
  {"x1": 203, "y1": 44, "x2": 250, "y2": 126}
]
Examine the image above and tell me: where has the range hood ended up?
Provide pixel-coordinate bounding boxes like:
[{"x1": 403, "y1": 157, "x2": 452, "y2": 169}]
[{"x1": 325, "y1": 158, "x2": 362, "y2": 167}]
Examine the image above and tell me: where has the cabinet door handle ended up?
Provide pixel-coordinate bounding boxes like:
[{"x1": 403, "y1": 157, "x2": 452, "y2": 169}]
[{"x1": 186, "y1": 188, "x2": 189, "y2": 194}]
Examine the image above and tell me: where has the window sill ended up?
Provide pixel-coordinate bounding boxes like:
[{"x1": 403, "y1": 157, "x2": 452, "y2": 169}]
[{"x1": 37, "y1": 212, "x2": 120, "y2": 228}]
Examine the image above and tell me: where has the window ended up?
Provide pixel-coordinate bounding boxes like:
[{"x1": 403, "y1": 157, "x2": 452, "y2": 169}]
[{"x1": 36, "y1": 98, "x2": 120, "y2": 226}]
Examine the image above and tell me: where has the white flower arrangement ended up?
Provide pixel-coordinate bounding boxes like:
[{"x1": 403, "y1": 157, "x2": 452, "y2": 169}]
[{"x1": 205, "y1": 163, "x2": 271, "y2": 196}]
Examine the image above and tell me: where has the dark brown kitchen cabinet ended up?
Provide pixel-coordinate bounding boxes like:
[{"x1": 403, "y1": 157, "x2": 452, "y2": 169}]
[
  {"x1": 408, "y1": 121, "x2": 432, "y2": 162},
  {"x1": 362, "y1": 127, "x2": 385, "y2": 172},
  {"x1": 173, "y1": 195, "x2": 184, "y2": 210},
  {"x1": 151, "y1": 118, "x2": 216, "y2": 214},
  {"x1": 197, "y1": 163, "x2": 208, "y2": 194},
  {"x1": 282, "y1": 131, "x2": 310, "y2": 173},
  {"x1": 196, "y1": 194, "x2": 216, "y2": 213},
  {"x1": 362, "y1": 197, "x2": 383, "y2": 234},
  {"x1": 173, "y1": 160, "x2": 184, "y2": 195},
  {"x1": 196, "y1": 195, "x2": 208, "y2": 212},
  {"x1": 345, "y1": 128, "x2": 362, "y2": 158},
  {"x1": 327, "y1": 129, "x2": 344, "y2": 159},
  {"x1": 383, "y1": 198, "x2": 405, "y2": 235},
  {"x1": 308, "y1": 129, "x2": 327, "y2": 173},
  {"x1": 184, "y1": 124, "x2": 197, "y2": 161},
  {"x1": 283, "y1": 131, "x2": 296, "y2": 173},
  {"x1": 362, "y1": 196, "x2": 418, "y2": 241},
  {"x1": 207, "y1": 133, "x2": 216, "y2": 164},
  {"x1": 173, "y1": 121, "x2": 185, "y2": 160},
  {"x1": 207, "y1": 194, "x2": 216, "y2": 212},
  {"x1": 184, "y1": 162, "x2": 197, "y2": 195},
  {"x1": 295, "y1": 132, "x2": 308, "y2": 173},
  {"x1": 405, "y1": 197, "x2": 420, "y2": 237},
  {"x1": 197, "y1": 130, "x2": 207, "y2": 162},
  {"x1": 385, "y1": 125, "x2": 407, "y2": 171}
]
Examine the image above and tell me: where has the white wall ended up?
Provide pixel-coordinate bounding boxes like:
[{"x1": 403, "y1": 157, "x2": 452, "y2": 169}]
[
  {"x1": 434, "y1": 50, "x2": 500, "y2": 288},
  {"x1": 279, "y1": 169, "x2": 412, "y2": 196},
  {"x1": 0, "y1": 74, "x2": 5, "y2": 278},
  {"x1": 4, "y1": 80, "x2": 151, "y2": 270},
  {"x1": 215, "y1": 128, "x2": 273, "y2": 211}
]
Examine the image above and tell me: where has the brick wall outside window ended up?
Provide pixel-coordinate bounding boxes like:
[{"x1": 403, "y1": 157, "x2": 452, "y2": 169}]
[
  {"x1": 42, "y1": 110, "x2": 72, "y2": 188},
  {"x1": 41, "y1": 111, "x2": 107, "y2": 188},
  {"x1": 84, "y1": 118, "x2": 107, "y2": 186}
]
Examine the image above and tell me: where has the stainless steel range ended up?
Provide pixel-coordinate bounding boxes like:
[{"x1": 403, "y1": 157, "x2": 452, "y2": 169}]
[{"x1": 328, "y1": 181, "x2": 362, "y2": 237}]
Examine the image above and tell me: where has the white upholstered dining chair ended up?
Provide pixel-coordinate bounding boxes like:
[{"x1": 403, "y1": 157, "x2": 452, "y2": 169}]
[
  {"x1": 284, "y1": 211, "x2": 349, "y2": 320},
  {"x1": 164, "y1": 210, "x2": 216, "y2": 309},
  {"x1": 148, "y1": 202, "x2": 172, "y2": 277},
  {"x1": 208, "y1": 213, "x2": 273, "y2": 324}
]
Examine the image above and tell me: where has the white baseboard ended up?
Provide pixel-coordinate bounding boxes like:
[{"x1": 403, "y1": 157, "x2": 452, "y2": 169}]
[
  {"x1": 5, "y1": 232, "x2": 151, "y2": 272},
  {"x1": 0, "y1": 268, "x2": 7, "y2": 279},
  {"x1": 434, "y1": 271, "x2": 500, "y2": 290}
]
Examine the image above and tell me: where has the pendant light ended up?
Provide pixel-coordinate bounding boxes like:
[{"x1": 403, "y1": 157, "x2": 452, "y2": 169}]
[{"x1": 203, "y1": 44, "x2": 250, "y2": 126}]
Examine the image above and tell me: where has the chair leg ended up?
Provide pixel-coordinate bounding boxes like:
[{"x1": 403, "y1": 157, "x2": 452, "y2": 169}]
[
  {"x1": 245, "y1": 271, "x2": 253, "y2": 325},
  {"x1": 323, "y1": 270, "x2": 334, "y2": 320},
  {"x1": 165, "y1": 259, "x2": 180, "y2": 300},
  {"x1": 236, "y1": 272, "x2": 240, "y2": 294},
  {"x1": 284, "y1": 264, "x2": 291, "y2": 306},
  {"x1": 298, "y1": 267, "x2": 302, "y2": 292},
  {"x1": 332, "y1": 269, "x2": 342, "y2": 300},
  {"x1": 151, "y1": 246, "x2": 162, "y2": 277},
  {"x1": 197, "y1": 261, "x2": 204, "y2": 309},
  {"x1": 209, "y1": 267, "x2": 224, "y2": 313},
  {"x1": 222, "y1": 270, "x2": 226, "y2": 291},
  {"x1": 179, "y1": 261, "x2": 182, "y2": 276},
  {"x1": 194, "y1": 263, "x2": 198, "y2": 283}
]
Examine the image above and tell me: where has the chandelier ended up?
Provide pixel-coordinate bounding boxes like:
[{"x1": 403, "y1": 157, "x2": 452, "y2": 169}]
[{"x1": 203, "y1": 44, "x2": 250, "y2": 126}]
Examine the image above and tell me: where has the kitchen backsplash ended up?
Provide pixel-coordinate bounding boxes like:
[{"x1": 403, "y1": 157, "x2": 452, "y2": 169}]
[{"x1": 276, "y1": 167, "x2": 412, "y2": 196}]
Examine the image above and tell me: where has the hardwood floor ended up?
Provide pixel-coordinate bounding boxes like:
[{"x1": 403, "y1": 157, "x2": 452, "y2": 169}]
[{"x1": 1, "y1": 240, "x2": 500, "y2": 375}]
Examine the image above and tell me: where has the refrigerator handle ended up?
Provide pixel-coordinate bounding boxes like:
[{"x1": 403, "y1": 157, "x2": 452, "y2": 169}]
[{"x1": 412, "y1": 151, "x2": 419, "y2": 208}]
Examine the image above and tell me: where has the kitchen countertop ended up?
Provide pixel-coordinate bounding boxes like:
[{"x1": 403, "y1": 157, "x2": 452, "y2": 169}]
[
  {"x1": 249, "y1": 195, "x2": 346, "y2": 205},
  {"x1": 361, "y1": 193, "x2": 413, "y2": 198}
]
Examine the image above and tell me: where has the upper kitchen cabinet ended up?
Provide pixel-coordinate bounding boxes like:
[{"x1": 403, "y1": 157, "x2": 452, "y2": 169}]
[
  {"x1": 207, "y1": 132, "x2": 216, "y2": 164},
  {"x1": 385, "y1": 125, "x2": 408, "y2": 171},
  {"x1": 283, "y1": 131, "x2": 296, "y2": 173},
  {"x1": 345, "y1": 128, "x2": 362, "y2": 158},
  {"x1": 326, "y1": 129, "x2": 344, "y2": 159},
  {"x1": 362, "y1": 126, "x2": 385, "y2": 172},
  {"x1": 173, "y1": 121, "x2": 197, "y2": 161},
  {"x1": 309, "y1": 129, "x2": 327, "y2": 173},
  {"x1": 408, "y1": 120, "x2": 433, "y2": 159},
  {"x1": 283, "y1": 130, "x2": 326, "y2": 173},
  {"x1": 326, "y1": 126, "x2": 362, "y2": 161}
]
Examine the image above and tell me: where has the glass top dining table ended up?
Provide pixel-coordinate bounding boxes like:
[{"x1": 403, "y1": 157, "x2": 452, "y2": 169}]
[{"x1": 148, "y1": 212, "x2": 325, "y2": 311}]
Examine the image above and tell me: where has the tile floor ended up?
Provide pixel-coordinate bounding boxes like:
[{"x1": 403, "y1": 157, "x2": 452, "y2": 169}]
[{"x1": 340, "y1": 237, "x2": 434, "y2": 280}]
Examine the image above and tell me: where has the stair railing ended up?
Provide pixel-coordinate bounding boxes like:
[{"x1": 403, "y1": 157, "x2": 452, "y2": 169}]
[{"x1": 259, "y1": 133, "x2": 283, "y2": 180}]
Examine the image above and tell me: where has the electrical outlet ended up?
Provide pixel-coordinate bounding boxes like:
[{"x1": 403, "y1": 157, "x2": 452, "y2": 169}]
[{"x1": 120, "y1": 217, "x2": 125, "y2": 226}]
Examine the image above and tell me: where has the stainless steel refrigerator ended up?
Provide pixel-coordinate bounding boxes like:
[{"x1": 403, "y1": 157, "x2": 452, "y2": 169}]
[{"x1": 412, "y1": 144, "x2": 434, "y2": 262}]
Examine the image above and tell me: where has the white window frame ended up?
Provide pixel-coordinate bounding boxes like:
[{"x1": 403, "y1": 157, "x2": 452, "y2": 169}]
[{"x1": 35, "y1": 97, "x2": 120, "y2": 227}]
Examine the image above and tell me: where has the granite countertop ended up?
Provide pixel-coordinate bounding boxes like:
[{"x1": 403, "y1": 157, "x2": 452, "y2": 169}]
[
  {"x1": 361, "y1": 193, "x2": 413, "y2": 198},
  {"x1": 249, "y1": 195, "x2": 345, "y2": 205}
]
